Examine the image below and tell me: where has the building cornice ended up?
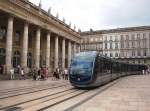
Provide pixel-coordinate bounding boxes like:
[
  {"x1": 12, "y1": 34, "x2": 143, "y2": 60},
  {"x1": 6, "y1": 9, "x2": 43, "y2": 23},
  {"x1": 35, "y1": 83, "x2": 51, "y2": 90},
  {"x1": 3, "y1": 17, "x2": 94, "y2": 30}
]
[
  {"x1": 0, "y1": 0, "x2": 81, "y2": 43},
  {"x1": 81, "y1": 26, "x2": 150, "y2": 36}
]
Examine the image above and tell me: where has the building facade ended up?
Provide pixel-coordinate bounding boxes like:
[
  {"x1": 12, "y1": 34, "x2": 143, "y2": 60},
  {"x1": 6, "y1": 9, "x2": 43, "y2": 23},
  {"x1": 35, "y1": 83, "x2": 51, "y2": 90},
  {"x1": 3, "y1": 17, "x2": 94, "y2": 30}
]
[
  {"x1": 81, "y1": 26, "x2": 150, "y2": 65},
  {"x1": 81, "y1": 31, "x2": 103, "y2": 54},
  {"x1": 0, "y1": 0, "x2": 81, "y2": 74}
]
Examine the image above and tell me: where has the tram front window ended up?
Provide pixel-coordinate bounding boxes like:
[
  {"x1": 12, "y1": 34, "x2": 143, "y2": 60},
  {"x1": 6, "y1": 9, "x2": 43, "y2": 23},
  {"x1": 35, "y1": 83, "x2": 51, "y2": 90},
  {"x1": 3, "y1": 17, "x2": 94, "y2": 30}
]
[{"x1": 70, "y1": 55, "x2": 95, "y2": 76}]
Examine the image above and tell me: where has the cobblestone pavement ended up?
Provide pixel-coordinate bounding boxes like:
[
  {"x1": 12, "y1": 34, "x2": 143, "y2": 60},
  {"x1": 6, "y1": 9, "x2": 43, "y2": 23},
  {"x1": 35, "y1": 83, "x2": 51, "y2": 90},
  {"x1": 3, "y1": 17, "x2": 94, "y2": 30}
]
[
  {"x1": 0, "y1": 75, "x2": 149, "y2": 111},
  {"x1": 71, "y1": 75, "x2": 150, "y2": 111}
]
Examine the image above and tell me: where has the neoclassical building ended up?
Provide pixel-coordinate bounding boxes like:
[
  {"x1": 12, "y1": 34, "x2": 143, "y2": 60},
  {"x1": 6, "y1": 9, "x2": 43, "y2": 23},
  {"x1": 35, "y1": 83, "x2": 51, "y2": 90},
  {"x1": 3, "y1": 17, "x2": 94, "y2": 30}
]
[
  {"x1": 0, "y1": 0, "x2": 81, "y2": 74},
  {"x1": 81, "y1": 26, "x2": 150, "y2": 65}
]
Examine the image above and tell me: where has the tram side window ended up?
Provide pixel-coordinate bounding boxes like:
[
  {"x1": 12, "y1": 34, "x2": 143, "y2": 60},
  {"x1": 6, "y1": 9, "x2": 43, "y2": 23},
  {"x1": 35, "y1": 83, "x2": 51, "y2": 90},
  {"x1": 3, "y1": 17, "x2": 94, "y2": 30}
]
[
  {"x1": 112, "y1": 62, "x2": 117, "y2": 73},
  {"x1": 95, "y1": 56, "x2": 103, "y2": 75},
  {"x1": 128, "y1": 65, "x2": 132, "y2": 72},
  {"x1": 122, "y1": 64, "x2": 126, "y2": 72},
  {"x1": 98, "y1": 57, "x2": 103, "y2": 73},
  {"x1": 102, "y1": 59, "x2": 111, "y2": 75},
  {"x1": 112, "y1": 62, "x2": 121, "y2": 73}
]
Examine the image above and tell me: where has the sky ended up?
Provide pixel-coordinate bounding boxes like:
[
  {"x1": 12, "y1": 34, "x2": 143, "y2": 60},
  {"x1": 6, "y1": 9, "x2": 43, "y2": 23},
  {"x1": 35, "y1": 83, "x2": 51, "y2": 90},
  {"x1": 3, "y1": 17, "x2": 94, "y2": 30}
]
[{"x1": 29, "y1": 0, "x2": 150, "y2": 31}]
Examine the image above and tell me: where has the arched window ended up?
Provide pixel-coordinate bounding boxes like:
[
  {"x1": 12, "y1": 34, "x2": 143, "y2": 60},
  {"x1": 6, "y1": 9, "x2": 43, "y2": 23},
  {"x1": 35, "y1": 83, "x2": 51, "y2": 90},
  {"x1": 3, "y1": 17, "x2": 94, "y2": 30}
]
[
  {"x1": 0, "y1": 48, "x2": 6, "y2": 65},
  {"x1": 27, "y1": 52, "x2": 32, "y2": 68},
  {"x1": 13, "y1": 51, "x2": 21, "y2": 68}
]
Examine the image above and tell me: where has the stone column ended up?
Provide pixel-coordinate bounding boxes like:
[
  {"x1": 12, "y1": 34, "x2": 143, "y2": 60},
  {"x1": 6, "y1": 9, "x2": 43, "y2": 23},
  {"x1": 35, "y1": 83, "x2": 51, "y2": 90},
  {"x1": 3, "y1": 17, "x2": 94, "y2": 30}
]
[
  {"x1": 73, "y1": 43, "x2": 77, "y2": 56},
  {"x1": 147, "y1": 32, "x2": 150, "y2": 57},
  {"x1": 21, "y1": 22, "x2": 29, "y2": 68},
  {"x1": 68, "y1": 41, "x2": 71, "y2": 68},
  {"x1": 6, "y1": 16, "x2": 13, "y2": 74},
  {"x1": 62, "y1": 38, "x2": 65, "y2": 69},
  {"x1": 78, "y1": 44, "x2": 81, "y2": 52},
  {"x1": 46, "y1": 32, "x2": 50, "y2": 68},
  {"x1": 35, "y1": 28, "x2": 41, "y2": 69},
  {"x1": 54, "y1": 35, "x2": 58, "y2": 69}
]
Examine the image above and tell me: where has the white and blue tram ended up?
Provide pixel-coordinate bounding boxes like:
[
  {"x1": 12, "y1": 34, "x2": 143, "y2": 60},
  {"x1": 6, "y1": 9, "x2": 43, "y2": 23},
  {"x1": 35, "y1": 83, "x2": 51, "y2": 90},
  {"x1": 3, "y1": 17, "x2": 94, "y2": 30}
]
[{"x1": 69, "y1": 51, "x2": 146, "y2": 88}]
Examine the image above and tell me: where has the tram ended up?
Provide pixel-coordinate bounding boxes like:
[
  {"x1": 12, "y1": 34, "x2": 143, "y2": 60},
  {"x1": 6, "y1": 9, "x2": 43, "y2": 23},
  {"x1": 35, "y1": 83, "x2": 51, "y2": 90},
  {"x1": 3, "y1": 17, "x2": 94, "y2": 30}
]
[{"x1": 69, "y1": 51, "x2": 146, "y2": 88}]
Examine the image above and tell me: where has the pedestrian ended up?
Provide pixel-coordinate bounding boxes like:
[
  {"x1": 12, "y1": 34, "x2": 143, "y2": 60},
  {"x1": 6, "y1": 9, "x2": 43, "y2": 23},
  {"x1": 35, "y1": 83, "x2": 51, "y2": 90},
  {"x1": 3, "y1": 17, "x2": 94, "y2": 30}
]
[
  {"x1": 142, "y1": 69, "x2": 145, "y2": 75},
  {"x1": 43, "y1": 68, "x2": 47, "y2": 79},
  {"x1": 45, "y1": 68, "x2": 49, "y2": 79},
  {"x1": 61, "y1": 68, "x2": 65, "y2": 79},
  {"x1": 41, "y1": 68, "x2": 45, "y2": 80},
  {"x1": 56, "y1": 68, "x2": 60, "y2": 80},
  {"x1": 37, "y1": 68, "x2": 41, "y2": 80},
  {"x1": 21, "y1": 68, "x2": 25, "y2": 80},
  {"x1": 17, "y1": 65, "x2": 21, "y2": 74},
  {"x1": 52, "y1": 69, "x2": 57, "y2": 80},
  {"x1": 64, "y1": 68, "x2": 68, "y2": 80},
  {"x1": 32, "y1": 69, "x2": 37, "y2": 80},
  {"x1": 147, "y1": 67, "x2": 150, "y2": 74},
  {"x1": 0, "y1": 66, "x2": 2, "y2": 74},
  {"x1": 10, "y1": 67, "x2": 15, "y2": 80}
]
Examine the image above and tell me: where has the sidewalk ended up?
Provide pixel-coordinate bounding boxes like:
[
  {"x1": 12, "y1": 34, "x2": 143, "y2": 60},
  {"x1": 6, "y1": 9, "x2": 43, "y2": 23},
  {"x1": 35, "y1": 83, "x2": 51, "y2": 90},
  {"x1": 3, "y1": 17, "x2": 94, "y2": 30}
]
[{"x1": 73, "y1": 75, "x2": 150, "y2": 111}]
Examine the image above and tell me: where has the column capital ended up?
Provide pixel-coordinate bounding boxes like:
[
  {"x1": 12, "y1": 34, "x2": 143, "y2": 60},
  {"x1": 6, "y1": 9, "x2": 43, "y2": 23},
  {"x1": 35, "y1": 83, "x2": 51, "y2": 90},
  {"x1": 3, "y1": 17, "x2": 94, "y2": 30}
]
[
  {"x1": 47, "y1": 30, "x2": 51, "y2": 35},
  {"x1": 24, "y1": 21, "x2": 29, "y2": 26},
  {"x1": 8, "y1": 14, "x2": 14, "y2": 19}
]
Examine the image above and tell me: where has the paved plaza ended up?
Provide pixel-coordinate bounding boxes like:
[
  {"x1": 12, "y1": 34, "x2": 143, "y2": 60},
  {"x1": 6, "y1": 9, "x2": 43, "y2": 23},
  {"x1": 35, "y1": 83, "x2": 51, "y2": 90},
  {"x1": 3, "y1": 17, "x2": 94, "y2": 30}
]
[
  {"x1": 71, "y1": 75, "x2": 150, "y2": 111},
  {"x1": 0, "y1": 75, "x2": 149, "y2": 111}
]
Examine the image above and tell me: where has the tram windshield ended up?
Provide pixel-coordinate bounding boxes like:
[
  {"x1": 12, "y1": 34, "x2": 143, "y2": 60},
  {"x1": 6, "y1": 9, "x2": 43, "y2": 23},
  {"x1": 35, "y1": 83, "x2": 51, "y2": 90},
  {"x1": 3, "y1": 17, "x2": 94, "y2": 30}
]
[{"x1": 70, "y1": 52, "x2": 97, "y2": 75}]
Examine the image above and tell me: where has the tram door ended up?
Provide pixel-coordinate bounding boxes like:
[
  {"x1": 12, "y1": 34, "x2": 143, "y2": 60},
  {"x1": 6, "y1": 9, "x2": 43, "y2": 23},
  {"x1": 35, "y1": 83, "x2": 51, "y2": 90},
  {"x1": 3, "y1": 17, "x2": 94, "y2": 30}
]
[
  {"x1": 101, "y1": 58, "x2": 112, "y2": 83},
  {"x1": 94, "y1": 56, "x2": 103, "y2": 83}
]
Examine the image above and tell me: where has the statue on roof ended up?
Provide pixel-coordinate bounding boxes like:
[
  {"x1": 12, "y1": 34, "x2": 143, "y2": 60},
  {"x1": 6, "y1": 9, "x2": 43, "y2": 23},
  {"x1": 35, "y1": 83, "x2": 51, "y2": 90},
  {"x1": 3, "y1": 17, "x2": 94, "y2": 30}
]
[
  {"x1": 56, "y1": 12, "x2": 59, "y2": 19},
  {"x1": 69, "y1": 21, "x2": 71, "y2": 27},
  {"x1": 48, "y1": 7, "x2": 51, "y2": 15},
  {"x1": 63, "y1": 17, "x2": 65, "y2": 23},
  {"x1": 39, "y1": 0, "x2": 42, "y2": 8},
  {"x1": 74, "y1": 24, "x2": 76, "y2": 30},
  {"x1": 78, "y1": 28, "x2": 81, "y2": 32}
]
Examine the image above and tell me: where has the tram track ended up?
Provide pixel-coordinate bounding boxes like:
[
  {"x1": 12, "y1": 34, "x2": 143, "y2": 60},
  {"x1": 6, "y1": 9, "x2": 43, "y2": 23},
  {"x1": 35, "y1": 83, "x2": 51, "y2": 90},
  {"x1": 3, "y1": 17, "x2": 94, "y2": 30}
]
[
  {"x1": 1, "y1": 87, "x2": 75, "y2": 110},
  {"x1": 64, "y1": 80, "x2": 119, "y2": 111},
  {"x1": 43, "y1": 80, "x2": 119, "y2": 111},
  {"x1": 0, "y1": 83, "x2": 69, "y2": 99},
  {"x1": 36, "y1": 90, "x2": 88, "y2": 111},
  {"x1": 0, "y1": 82, "x2": 65, "y2": 94},
  {"x1": 22, "y1": 89, "x2": 88, "y2": 111},
  {"x1": 0, "y1": 79, "x2": 120, "y2": 111}
]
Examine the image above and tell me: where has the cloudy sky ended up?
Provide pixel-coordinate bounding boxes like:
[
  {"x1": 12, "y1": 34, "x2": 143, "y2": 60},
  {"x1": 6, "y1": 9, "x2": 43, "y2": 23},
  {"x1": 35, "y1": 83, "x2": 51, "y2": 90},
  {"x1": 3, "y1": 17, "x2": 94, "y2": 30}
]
[{"x1": 29, "y1": 0, "x2": 150, "y2": 31}]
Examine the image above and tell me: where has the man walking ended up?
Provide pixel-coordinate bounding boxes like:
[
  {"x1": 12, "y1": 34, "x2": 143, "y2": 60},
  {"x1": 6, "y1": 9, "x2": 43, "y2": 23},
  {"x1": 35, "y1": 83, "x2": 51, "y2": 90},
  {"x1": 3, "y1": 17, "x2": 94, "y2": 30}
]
[{"x1": 10, "y1": 67, "x2": 14, "y2": 80}]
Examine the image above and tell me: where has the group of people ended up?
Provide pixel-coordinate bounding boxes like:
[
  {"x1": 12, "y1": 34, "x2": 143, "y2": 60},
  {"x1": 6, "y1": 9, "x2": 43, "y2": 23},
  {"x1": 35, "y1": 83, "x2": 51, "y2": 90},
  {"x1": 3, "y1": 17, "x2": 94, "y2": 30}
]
[
  {"x1": 9, "y1": 66, "x2": 69, "y2": 81},
  {"x1": 10, "y1": 65, "x2": 25, "y2": 80},
  {"x1": 32, "y1": 67, "x2": 48, "y2": 80},
  {"x1": 53, "y1": 68, "x2": 68, "y2": 80},
  {"x1": 142, "y1": 66, "x2": 150, "y2": 75}
]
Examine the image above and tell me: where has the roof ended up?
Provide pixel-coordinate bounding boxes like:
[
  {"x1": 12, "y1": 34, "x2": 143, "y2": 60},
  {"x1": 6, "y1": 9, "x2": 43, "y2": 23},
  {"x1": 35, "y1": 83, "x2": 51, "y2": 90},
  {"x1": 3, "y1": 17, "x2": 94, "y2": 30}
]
[
  {"x1": 81, "y1": 26, "x2": 150, "y2": 36},
  {"x1": 20, "y1": 0, "x2": 78, "y2": 34}
]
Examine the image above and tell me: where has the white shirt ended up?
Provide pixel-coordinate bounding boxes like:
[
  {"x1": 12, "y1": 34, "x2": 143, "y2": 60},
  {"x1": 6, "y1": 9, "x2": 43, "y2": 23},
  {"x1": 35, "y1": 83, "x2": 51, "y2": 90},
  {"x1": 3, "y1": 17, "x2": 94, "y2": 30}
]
[{"x1": 10, "y1": 69, "x2": 14, "y2": 74}]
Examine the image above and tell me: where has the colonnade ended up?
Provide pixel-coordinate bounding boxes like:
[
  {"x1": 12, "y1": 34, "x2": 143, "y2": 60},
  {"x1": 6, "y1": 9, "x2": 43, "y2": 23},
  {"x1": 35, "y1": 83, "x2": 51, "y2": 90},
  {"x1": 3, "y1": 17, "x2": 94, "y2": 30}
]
[{"x1": 5, "y1": 16, "x2": 81, "y2": 74}]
